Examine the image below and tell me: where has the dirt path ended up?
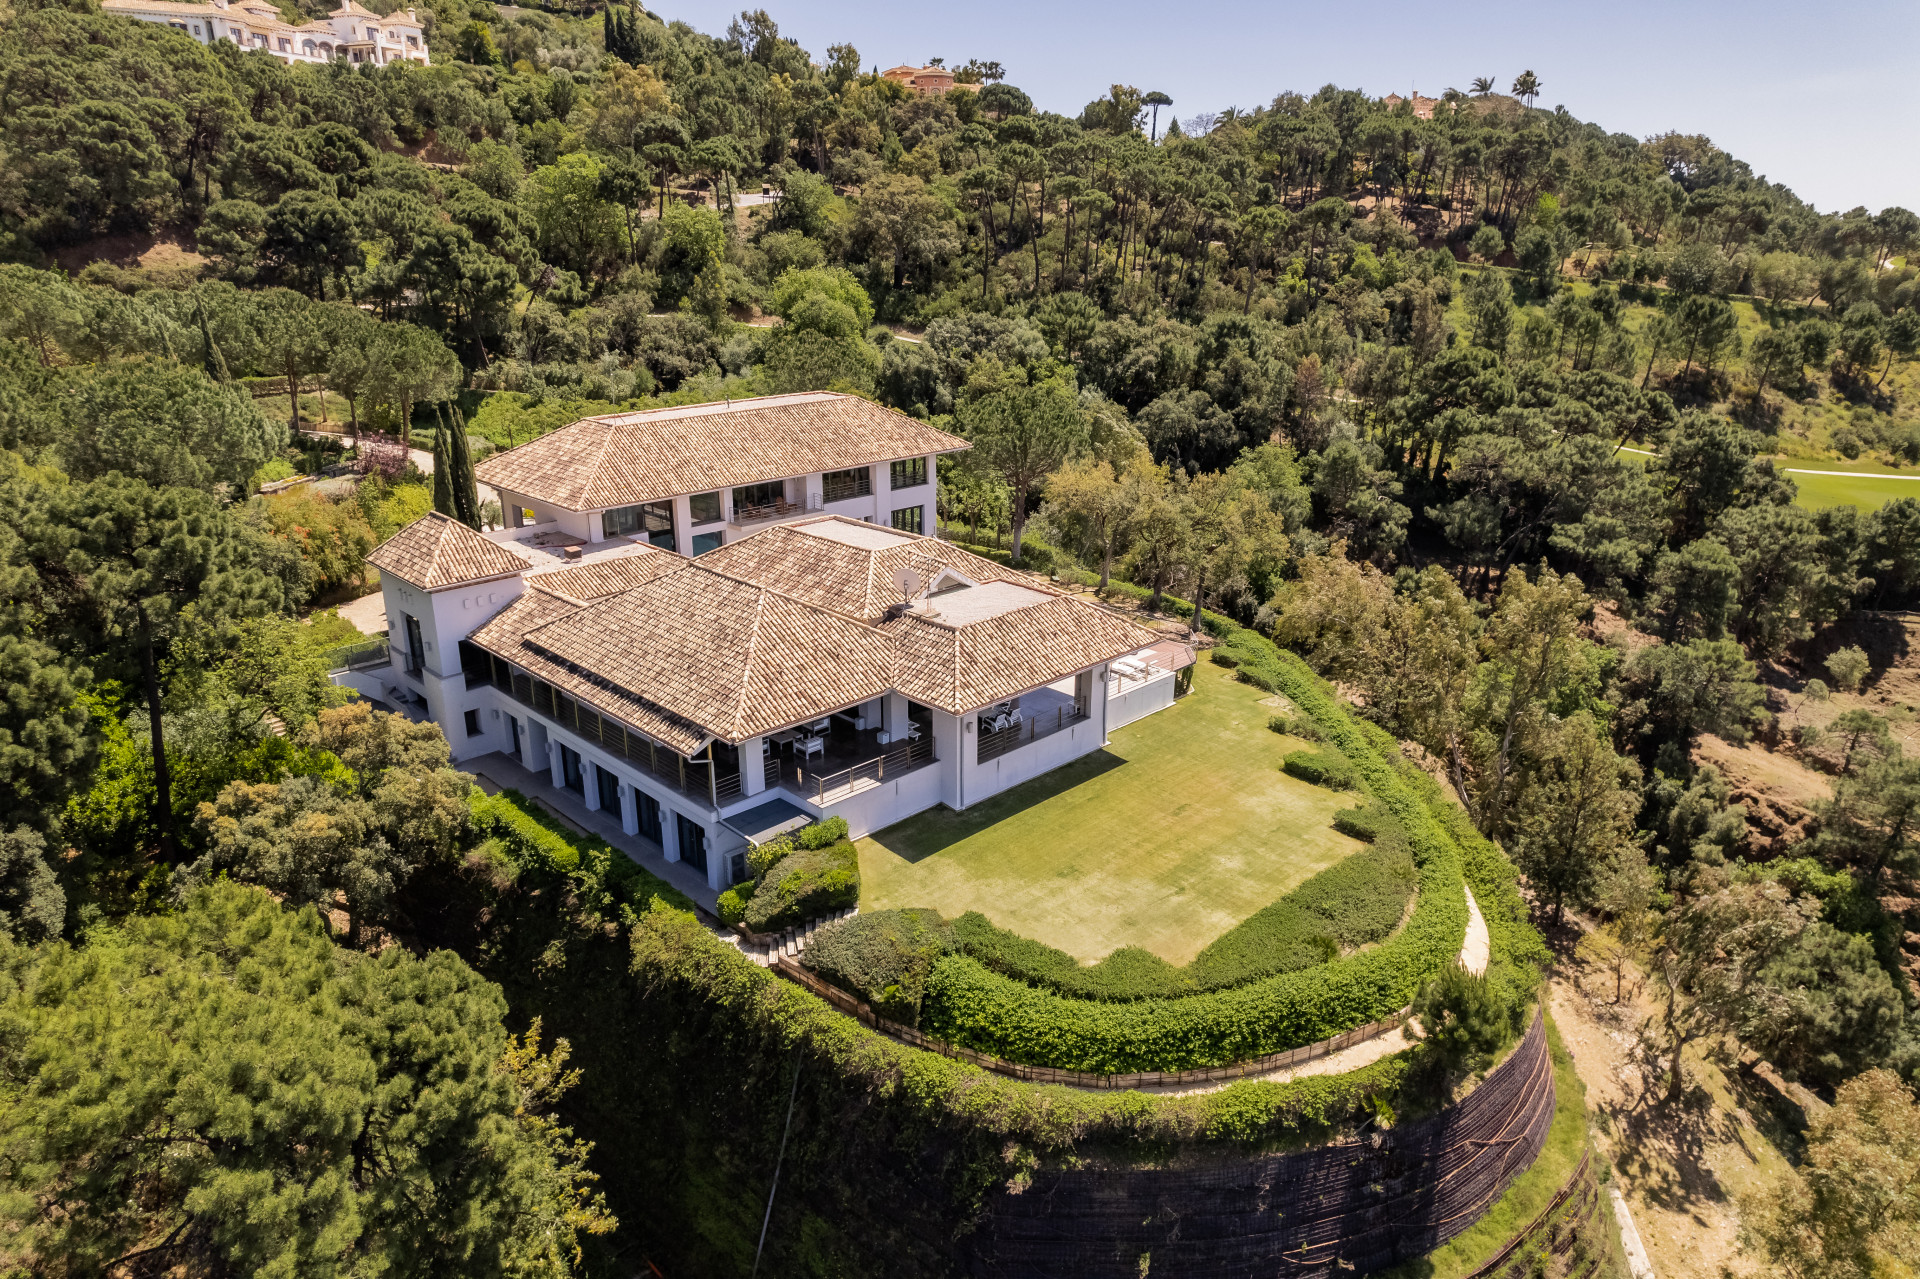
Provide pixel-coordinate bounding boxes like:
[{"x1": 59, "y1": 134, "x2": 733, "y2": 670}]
[{"x1": 1547, "y1": 940, "x2": 1792, "y2": 1279}]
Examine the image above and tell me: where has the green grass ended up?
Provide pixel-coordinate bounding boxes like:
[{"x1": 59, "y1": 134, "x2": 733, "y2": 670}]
[
  {"x1": 1379, "y1": 1013, "x2": 1612, "y2": 1279},
  {"x1": 1776, "y1": 460, "x2": 1920, "y2": 511},
  {"x1": 855, "y1": 666, "x2": 1365, "y2": 965}
]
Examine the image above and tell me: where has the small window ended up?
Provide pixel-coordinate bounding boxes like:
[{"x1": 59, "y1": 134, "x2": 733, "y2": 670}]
[
  {"x1": 890, "y1": 506, "x2": 924, "y2": 534},
  {"x1": 688, "y1": 491, "x2": 722, "y2": 525},
  {"x1": 890, "y1": 457, "x2": 927, "y2": 490},
  {"x1": 406, "y1": 33, "x2": 417, "y2": 45},
  {"x1": 464, "y1": 709, "x2": 482, "y2": 737},
  {"x1": 278, "y1": 37, "x2": 290, "y2": 50},
  {"x1": 691, "y1": 530, "x2": 723, "y2": 555}
]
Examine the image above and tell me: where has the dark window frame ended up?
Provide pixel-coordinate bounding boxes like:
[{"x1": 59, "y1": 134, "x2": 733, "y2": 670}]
[
  {"x1": 822, "y1": 467, "x2": 873, "y2": 503},
  {"x1": 890, "y1": 505, "x2": 924, "y2": 534},
  {"x1": 890, "y1": 457, "x2": 928, "y2": 490},
  {"x1": 688, "y1": 491, "x2": 723, "y2": 525},
  {"x1": 463, "y1": 708, "x2": 482, "y2": 737}
]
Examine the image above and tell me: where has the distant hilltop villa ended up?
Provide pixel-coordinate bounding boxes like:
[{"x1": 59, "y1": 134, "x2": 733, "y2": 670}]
[
  {"x1": 882, "y1": 64, "x2": 983, "y2": 96},
  {"x1": 100, "y1": 0, "x2": 429, "y2": 67}
]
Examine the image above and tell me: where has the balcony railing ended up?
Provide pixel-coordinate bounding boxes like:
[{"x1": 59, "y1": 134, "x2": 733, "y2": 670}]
[
  {"x1": 494, "y1": 661, "x2": 711, "y2": 804},
  {"x1": 732, "y1": 497, "x2": 814, "y2": 525},
  {"x1": 977, "y1": 705, "x2": 1089, "y2": 764},
  {"x1": 789, "y1": 736, "x2": 934, "y2": 804},
  {"x1": 326, "y1": 637, "x2": 390, "y2": 673},
  {"x1": 821, "y1": 471, "x2": 873, "y2": 503}
]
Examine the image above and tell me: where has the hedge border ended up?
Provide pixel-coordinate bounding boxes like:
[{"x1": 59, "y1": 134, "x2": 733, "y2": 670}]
[
  {"x1": 470, "y1": 788, "x2": 696, "y2": 915},
  {"x1": 913, "y1": 621, "x2": 1476, "y2": 1073}
]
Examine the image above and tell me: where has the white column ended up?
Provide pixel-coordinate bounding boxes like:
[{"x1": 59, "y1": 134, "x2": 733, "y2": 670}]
[
  {"x1": 548, "y1": 741, "x2": 565, "y2": 791},
  {"x1": 741, "y1": 737, "x2": 767, "y2": 797},
  {"x1": 582, "y1": 759, "x2": 601, "y2": 811},
  {"x1": 619, "y1": 781, "x2": 638, "y2": 836},
  {"x1": 884, "y1": 692, "x2": 910, "y2": 740},
  {"x1": 659, "y1": 805, "x2": 681, "y2": 862}
]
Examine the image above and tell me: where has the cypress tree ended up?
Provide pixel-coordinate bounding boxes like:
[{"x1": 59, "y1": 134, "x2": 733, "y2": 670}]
[
  {"x1": 431, "y1": 405, "x2": 455, "y2": 518},
  {"x1": 449, "y1": 403, "x2": 482, "y2": 529}
]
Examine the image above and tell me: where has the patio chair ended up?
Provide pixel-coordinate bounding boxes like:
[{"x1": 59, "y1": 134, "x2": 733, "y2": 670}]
[
  {"x1": 800, "y1": 734, "x2": 825, "y2": 760},
  {"x1": 904, "y1": 721, "x2": 922, "y2": 742}
]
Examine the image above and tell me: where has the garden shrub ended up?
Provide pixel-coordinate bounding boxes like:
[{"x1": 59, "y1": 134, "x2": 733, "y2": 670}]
[
  {"x1": 747, "y1": 834, "x2": 795, "y2": 879},
  {"x1": 1284, "y1": 749, "x2": 1356, "y2": 789},
  {"x1": 798, "y1": 815, "x2": 849, "y2": 850},
  {"x1": 715, "y1": 884, "x2": 752, "y2": 925},
  {"x1": 743, "y1": 839, "x2": 859, "y2": 931},
  {"x1": 1283, "y1": 832, "x2": 1417, "y2": 948},
  {"x1": 1184, "y1": 901, "x2": 1339, "y2": 990},
  {"x1": 802, "y1": 908, "x2": 952, "y2": 1026},
  {"x1": 469, "y1": 789, "x2": 695, "y2": 915},
  {"x1": 1332, "y1": 802, "x2": 1387, "y2": 842}
]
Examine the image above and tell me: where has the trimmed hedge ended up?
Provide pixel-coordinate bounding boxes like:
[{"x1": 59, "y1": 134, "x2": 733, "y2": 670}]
[
  {"x1": 631, "y1": 902, "x2": 1415, "y2": 1150},
  {"x1": 1332, "y1": 803, "x2": 1384, "y2": 842},
  {"x1": 470, "y1": 789, "x2": 695, "y2": 915},
  {"x1": 916, "y1": 626, "x2": 1474, "y2": 1072},
  {"x1": 1283, "y1": 748, "x2": 1356, "y2": 789},
  {"x1": 743, "y1": 839, "x2": 859, "y2": 932},
  {"x1": 801, "y1": 908, "x2": 952, "y2": 1026}
]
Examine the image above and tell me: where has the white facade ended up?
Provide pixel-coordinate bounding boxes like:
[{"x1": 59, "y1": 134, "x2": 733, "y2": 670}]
[
  {"x1": 499, "y1": 454, "x2": 939, "y2": 558},
  {"x1": 102, "y1": 0, "x2": 429, "y2": 67}
]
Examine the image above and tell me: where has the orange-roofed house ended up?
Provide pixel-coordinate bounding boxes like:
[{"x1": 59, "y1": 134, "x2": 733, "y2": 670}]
[
  {"x1": 342, "y1": 393, "x2": 1189, "y2": 893},
  {"x1": 101, "y1": 0, "x2": 427, "y2": 65},
  {"x1": 882, "y1": 64, "x2": 980, "y2": 95}
]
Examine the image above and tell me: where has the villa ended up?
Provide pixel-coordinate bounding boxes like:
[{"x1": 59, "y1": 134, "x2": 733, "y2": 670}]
[
  {"x1": 347, "y1": 394, "x2": 1191, "y2": 891},
  {"x1": 101, "y1": 0, "x2": 428, "y2": 66}
]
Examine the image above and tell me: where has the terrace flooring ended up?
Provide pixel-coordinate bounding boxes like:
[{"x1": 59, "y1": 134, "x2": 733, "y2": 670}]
[{"x1": 856, "y1": 664, "x2": 1365, "y2": 965}]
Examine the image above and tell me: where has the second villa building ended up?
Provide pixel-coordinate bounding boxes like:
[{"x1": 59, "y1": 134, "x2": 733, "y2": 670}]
[{"x1": 349, "y1": 392, "x2": 1186, "y2": 890}]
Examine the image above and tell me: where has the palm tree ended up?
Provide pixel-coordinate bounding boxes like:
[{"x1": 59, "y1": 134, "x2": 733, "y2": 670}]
[
  {"x1": 1144, "y1": 90, "x2": 1173, "y2": 143},
  {"x1": 1470, "y1": 76, "x2": 1494, "y2": 96},
  {"x1": 1511, "y1": 70, "x2": 1541, "y2": 107}
]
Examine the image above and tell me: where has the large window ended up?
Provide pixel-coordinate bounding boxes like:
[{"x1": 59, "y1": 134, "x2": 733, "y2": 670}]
[
  {"x1": 603, "y1": 500, "x2": 675, "y2": 550},
  {"x1": 890, "y1": 457, "x2": 928, "y2": 490},
  {"x1": 890, "y1": 505, "x2": 924, "y2": 534},
  {"x1": 822, "y1": 467, "x2": 873, "y2": 503},
  {"x1": 689, "y1": 491, "x2": 723, "y2": 525},
  {"x1": 402, "y1": 614, "x2": 425, "y2": 676},
  {"x1": 731, "y1": 480, "x2": 787, "y2": 520},
  {"x1": 691, "y1": 530, "x2": 723, "y2": 555}
]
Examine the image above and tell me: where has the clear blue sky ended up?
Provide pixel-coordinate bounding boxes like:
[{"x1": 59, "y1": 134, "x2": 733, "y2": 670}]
[{"x1": 655, "y1": 0, "x2": 1919, "y2": 215}]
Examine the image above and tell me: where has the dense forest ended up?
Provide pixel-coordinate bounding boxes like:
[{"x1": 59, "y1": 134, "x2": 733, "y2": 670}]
[{"x1": 1, "y1": 0, "x2": 1919, "y2": 1271}]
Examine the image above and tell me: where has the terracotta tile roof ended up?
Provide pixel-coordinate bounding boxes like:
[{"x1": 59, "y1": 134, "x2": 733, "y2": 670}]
[
  {"x1": 520, "y1": 568, "x2": 897, "y2": 745},
  {"x1": 473, "y1": 392, "x2": 967, "y2": 512},
  {"x1": 525, "y1": 551, "x2": 686, "y2": 603},
  {"x1": 366, "y1": 513, "x2": 530, "y2": 591},
  {"x1": 467, "y1": 587, "x2": 714, "y2": 757},
  {"x1": 693, "y1": 517, "x2": 1031, "y2": 621},
  {"x1": 464, "y1": 520, "x2": 1158, "y2": 749},
  {"x1": 885, "y1": 594, "x2": 1159, "y2": 714}
]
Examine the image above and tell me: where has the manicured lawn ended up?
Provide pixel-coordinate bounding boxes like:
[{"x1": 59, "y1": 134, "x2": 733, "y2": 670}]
[
  {"x1": 1777, "y1": 461, "x2": 1920, "y2": 512},
  {"x1": 856, "y1": 665, "x2": 1365, "y2": 965}
]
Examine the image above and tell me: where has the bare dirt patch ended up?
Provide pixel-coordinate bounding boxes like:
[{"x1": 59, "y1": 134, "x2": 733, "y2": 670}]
[
  {"x1": 1548, "y1": 930, "x2": 1793, "y2": 1279},
  {"x1": 1691, "y1": 733, "x2": 1829, "y2": 855},
  {"x1": 51, "y1": 232, "x2": 205, "y2": 278}
]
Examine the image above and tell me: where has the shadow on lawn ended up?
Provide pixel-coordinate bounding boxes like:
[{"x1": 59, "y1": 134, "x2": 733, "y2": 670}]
[{"x1": 866, "y1": 749, "x2": 1129, "y2": 864}]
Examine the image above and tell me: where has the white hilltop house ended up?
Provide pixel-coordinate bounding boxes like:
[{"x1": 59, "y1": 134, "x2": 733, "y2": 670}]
[
  {"x1": 101, "y1": 0, "x2": 428, "y2": 66},
  {"x1": 339, "y1": 393, "x2": 1194, "y2": 891}
]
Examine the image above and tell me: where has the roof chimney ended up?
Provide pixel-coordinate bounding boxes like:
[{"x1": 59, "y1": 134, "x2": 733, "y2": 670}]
[{"x1": 564, "y1": 546, "x2": 583, "y2": 561}]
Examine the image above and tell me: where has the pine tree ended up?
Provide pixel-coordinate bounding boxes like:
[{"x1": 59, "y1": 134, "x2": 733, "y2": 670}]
[
  {"x1": 449, "y1": 403, "x2": 482, "y2": 529},
  {"x1": 431, "y1": 405, "x2": 456, "y2": 518}
]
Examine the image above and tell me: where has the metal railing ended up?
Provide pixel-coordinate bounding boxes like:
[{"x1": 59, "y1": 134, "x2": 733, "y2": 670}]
[
  {"x1": 821, "y1": 471, "x2": 873, "y2": 503},
  {"x1": 795, "y1": 736, "x2": 934, "y2": 804},
  {"x1": 977, "y1": 705, "x2": 1088, "y2": 764},
  {"x1": 732, "y1": 497, "x2": 813, "y2": 525},
  {"x1": 325, "y1": 637, "x2": 390, "y2": 673}
]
